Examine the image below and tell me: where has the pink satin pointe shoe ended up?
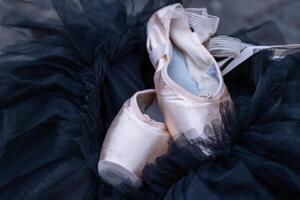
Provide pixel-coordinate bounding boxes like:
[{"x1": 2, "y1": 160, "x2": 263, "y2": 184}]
[
  {"x1": 146, "y1": 4, "x2": 236, "y2": 156},
  {"x1": 98, "y1": 89, "x2": 170, "y2": 188}
]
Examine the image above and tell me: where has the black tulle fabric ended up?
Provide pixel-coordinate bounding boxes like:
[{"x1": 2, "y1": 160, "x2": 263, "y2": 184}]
[
  {"x1": 0, "y1": 0, "x2": 300, "y2": 199},
  {"x1": 231, "y1": 20, "x2": 286, "y2": 46}
]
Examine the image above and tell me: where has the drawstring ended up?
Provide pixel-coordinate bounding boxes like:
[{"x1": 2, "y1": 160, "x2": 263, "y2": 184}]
[{"x1": 148, "y1": 43, "x2": 170, "y2": 70}]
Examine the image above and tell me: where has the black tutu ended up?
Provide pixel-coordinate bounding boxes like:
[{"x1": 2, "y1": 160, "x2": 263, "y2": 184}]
[{"x1": 0, "y1": 0, "x2": 300, "y2": 199}]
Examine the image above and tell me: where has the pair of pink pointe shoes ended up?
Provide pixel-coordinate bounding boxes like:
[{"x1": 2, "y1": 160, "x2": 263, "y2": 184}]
[{"x1": 98, "y1": 3, "x2": 236, "y2": 189}]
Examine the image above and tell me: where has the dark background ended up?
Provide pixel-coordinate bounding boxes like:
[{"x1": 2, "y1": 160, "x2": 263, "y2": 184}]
[{"x1": 136, "y1": 0, "x2": 300, "y2": 43}]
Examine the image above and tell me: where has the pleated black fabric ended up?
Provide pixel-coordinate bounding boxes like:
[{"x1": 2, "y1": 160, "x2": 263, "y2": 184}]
[{"x1": 0, "y1": 1, "x2": 300, "y2": 199}]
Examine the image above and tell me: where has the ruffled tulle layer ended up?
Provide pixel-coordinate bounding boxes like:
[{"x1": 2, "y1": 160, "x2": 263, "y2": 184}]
[
  {"x1": 0, "y1": 0, "x2": 178, "y2": 199},
  {"x1": 143, "y1": 48, "x2": 300, "y2": 199},
  {"x1": 0, "y1": 0, "x2": 300, "y2": 199}
]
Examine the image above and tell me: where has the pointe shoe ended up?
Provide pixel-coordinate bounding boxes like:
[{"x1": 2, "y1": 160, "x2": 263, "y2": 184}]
[
  {"x1": 146, "y1": 4, "x2": 236, "y2": 156},
  {"x1": 98, "y1": 89, "x2": 170, "y2": 189}
]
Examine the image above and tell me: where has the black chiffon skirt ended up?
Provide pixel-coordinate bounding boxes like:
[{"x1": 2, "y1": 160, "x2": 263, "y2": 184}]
[{"x1": 0, "y1": 0, "x2": 299, "y2": 199}]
